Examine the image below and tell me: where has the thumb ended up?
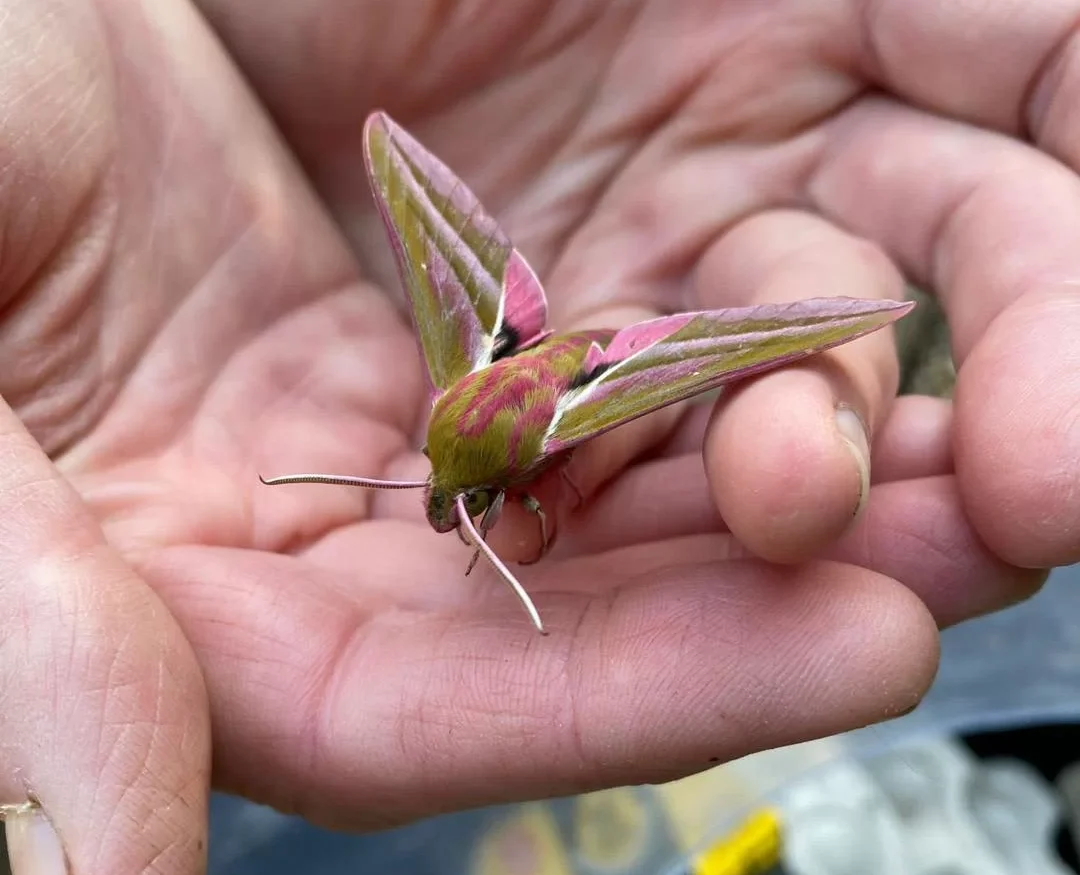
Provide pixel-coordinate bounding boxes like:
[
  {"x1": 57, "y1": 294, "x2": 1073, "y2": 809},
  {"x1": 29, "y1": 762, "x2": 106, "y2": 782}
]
[{"x1": 0, "y1": 401, "x2": 210, "y2": 874}]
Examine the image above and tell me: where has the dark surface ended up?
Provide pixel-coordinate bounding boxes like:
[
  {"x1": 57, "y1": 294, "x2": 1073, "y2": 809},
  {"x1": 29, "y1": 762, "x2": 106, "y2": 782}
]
[{"x1": 963, "y1": 724, "x2": 1080, "y2": 872}]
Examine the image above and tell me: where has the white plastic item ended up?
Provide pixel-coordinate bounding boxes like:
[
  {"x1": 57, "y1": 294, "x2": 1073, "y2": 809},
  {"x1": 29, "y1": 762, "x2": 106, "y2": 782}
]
[
  {"x1": 1055, "y1": 762, "x2": 1080, "y2": 862},
  {"x1": 777, "y1": 737, "x2": 1072, "y2": 875},
  {"x1": 776, "y1": 758, "x2": 909, "y2": 875}
]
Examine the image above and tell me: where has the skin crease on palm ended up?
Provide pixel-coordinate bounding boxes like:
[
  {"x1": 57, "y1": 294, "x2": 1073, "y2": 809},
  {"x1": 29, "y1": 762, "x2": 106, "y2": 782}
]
[{"x1": 0, "y1": 0, "x2": 1078, "y2": 871}]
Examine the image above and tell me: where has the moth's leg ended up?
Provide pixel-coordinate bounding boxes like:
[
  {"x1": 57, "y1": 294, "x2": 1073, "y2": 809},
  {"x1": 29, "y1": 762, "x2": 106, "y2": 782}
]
[
  {"x1": 465, "y1": 492, "x2": 505, "y2": 576},
  {"x1": 518, "y1": 494, "x2": 554, "y2": 565},
  {"x1": 464, "y1": 550, "x2": 482, "y2": 575},
  {"x1": 560, "y1": 468, "x2": 585, "y2": 509}
]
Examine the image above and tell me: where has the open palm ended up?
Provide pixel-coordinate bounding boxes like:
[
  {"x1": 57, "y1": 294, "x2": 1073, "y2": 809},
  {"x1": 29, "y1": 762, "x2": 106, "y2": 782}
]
[{"x1": 3, "y1": 1, "x2": 1074, "y2": 872}]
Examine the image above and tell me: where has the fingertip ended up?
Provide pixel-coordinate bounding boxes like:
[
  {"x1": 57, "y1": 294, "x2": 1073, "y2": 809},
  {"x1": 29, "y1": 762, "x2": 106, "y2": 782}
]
[
  {"x1": 954, "y1": 293, "x2": 1080, "y2": 568},
  {"x1": 705, "y1": 368, "x2": 869, "y2": 563},
  {"x1": 485, "y1": 473, "x2": 564, "y2": 565},
  {"x1": 830, "y1": 475, "x2": 1050, "y2": 627},
  {"x1": 871, "y1": 395, "x2": 953, "y2": 483},
  {"x1": 572, "y1": 558, "x2": 940, "y2": 773},
  {"x1": 829, "y1": 561, "x2": 941, "y2": 719}
]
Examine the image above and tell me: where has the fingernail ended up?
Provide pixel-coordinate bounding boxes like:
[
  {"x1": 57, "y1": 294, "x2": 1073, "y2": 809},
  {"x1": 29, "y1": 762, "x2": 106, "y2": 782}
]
[
  {"x1": 5, "y1": 803, "x2": 68, "y2": 875},
  {"x1": 836, "y1": 406, "x2": 871, "y2": 521}
]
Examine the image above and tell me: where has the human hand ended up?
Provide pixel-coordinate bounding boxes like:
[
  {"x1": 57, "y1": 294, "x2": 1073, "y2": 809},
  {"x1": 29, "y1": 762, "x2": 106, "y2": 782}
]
[{"x1": 2, "y1": 0, "x2": 1075, "y2": 872}]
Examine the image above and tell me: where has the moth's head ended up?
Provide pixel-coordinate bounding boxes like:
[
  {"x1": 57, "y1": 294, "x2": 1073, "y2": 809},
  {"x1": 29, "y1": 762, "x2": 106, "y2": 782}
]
[{"x1": 425, "y1": 485, "x2": 492, "y2": 533}]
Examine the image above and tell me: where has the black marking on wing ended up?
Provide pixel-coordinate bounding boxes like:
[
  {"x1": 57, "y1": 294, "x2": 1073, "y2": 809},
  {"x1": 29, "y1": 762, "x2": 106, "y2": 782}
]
[
  {"x1": 491, "y1": 323, "x2": 521, "y2": 361},
  {"x1": 567, "y1": 360, "x2": 613, "y2": 391}
]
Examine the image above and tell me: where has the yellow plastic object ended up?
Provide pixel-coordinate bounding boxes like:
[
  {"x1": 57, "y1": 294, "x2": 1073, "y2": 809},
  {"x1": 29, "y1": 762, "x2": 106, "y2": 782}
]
[{"x1": 690, "y1": 809, "x2": 783, "y2": 875}]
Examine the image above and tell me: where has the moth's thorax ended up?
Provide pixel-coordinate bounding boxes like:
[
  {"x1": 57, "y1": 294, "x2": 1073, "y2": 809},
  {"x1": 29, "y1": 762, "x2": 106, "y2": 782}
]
[{"x1": 424, "y1": 335, "x2": 597, "y2": 494}]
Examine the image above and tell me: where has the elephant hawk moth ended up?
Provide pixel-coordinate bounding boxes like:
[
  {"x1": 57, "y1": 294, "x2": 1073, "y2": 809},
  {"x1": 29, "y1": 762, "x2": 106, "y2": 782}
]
[{"x1": 261, "y1": 111, "x2": 913, "y2": 634}]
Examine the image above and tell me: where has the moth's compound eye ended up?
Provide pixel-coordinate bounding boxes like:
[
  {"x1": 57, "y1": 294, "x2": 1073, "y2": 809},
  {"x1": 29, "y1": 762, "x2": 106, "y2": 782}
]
[{"x1": 464, "y1": 491, "x2": 490, "y2": 517}]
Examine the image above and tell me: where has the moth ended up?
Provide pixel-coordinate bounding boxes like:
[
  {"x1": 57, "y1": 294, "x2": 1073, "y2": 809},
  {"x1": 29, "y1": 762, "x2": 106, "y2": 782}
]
[{"x1": 261, "y1": 110, "x2": 914, "y2": 634}]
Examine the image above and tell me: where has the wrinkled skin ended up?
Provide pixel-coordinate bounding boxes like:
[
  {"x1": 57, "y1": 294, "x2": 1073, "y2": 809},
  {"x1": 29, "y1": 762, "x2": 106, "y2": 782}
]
[{"x1": 0, "y1": 0, "x2": 1077, "y2": 872}]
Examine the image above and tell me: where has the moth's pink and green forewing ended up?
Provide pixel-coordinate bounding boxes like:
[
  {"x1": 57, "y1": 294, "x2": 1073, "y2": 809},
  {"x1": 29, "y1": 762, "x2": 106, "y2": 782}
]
[
  {"x1": 363, "y1": 112, "x2": 551, "y2": 400},
  {"x1": 541, "y1": 298, "x2": 913, "y2": 452}
]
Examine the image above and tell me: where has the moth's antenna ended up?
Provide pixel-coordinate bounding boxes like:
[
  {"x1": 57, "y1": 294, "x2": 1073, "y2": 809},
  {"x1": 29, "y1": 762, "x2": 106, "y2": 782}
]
[
  {"x1": 455, "y1": 494, "x2": 546, "y2": 634},
  {"x1": 260, "y1": 474, "x2": 428, "y2": 489}
]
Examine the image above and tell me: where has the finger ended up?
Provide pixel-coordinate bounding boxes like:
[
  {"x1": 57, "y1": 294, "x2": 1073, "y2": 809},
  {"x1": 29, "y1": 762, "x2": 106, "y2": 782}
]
[
  {"x1": 809, "y1": 96, "x2": 1080, "y2": 567},
  {"x1": 555, "y1": 454, "x2": 728, "y2": 556},
  {"x1": 484, "y1": 466, "x2": 566, "y2": 565},
  {"x1": 955, "y1": 299, "x2": 1080, "y2": 568},
  {"x1": 870, "y1": 395, "x2": 953, "y2": 483},
  {"x1": 696, "y1": 209, "x2": 906, "y2": 563},
  {"x1": 575, "y1": 394, "x2": 954, "y2": 550},
  {"x1": 0, "y1": 401, "x2": 209, "y2": 874},
  {"x1": 850, "y1": 0, "x2": 1077, "y2": 139},
  {"x1": 664, "y1": 394, "x2": 954, "y2": 486},
  {"x1": 656, "y1": 401, "x2": 715, "y2": 458},
  {"x1": 828, "y1": 476, "x2": 1047, "y2": 627},
  {"x1": 559, "y1": 391, "x2": 951, "y2": 556},
  {"x1": 145, "y1": 543, "x2": 937, "y2": 828},
  {"x1": 561, "y1": 394, "x2": 952, "y2": 557},
  {"x1": 559, "y1": 465, "x2": 1042, "y2": 629}
]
